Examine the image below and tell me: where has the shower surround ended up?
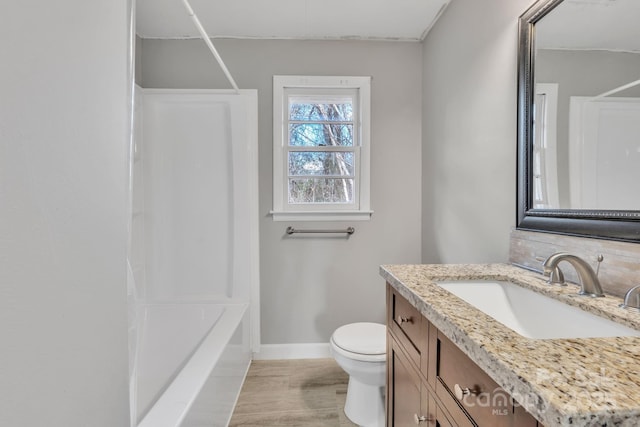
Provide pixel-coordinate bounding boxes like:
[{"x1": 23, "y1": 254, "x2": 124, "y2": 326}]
[{"x1": 128, "y1": 88, "x2": 259, "y2": 427}]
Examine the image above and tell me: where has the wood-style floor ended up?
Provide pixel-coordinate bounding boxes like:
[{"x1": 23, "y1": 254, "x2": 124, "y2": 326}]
[{"x1": 229, "y1": 359, "x2": 359, "y2": 427}]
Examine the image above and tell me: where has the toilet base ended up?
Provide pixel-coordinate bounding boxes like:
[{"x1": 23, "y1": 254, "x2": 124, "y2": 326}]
[{"x1": 343, "y1": 376, "x2": 385, "y2": 427}]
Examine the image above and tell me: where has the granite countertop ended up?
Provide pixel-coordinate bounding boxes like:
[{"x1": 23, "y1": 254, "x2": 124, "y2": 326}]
[{"x1": 380, "y1": 263, "x2": 640, "y2": 427}]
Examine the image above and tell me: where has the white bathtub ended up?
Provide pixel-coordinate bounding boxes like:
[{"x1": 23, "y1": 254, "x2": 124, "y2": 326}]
[
  {"x1": 134, "y1": 303, "x2": 251, "y2": 427},
  {"x1": 129, "y1": 89, "x2": 260, "y2": 427}
]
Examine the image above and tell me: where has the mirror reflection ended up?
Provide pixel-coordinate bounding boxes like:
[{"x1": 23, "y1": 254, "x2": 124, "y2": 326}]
[{"x1": 532, "y1": 0, "x2": 640, "y2": 210}]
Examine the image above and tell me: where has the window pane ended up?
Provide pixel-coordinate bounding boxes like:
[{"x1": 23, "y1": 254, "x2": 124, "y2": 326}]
[
  {"x1": 289, "y1": 102, "x2": 353, "y2": 121},
  {"x1": 288, "y1": 152, "x2": 354, "y2": 176},
  {"x1": 289, "y1": 178, "x2": 354, "y2": 204},
  {"x1": 289, "y1": 123, "x2": 353, "y2": 147}
]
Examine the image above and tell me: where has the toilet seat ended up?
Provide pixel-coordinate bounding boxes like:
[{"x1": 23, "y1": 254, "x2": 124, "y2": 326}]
[{"x1": 331, "y1": 322, "x2": 386, "y2": 362}]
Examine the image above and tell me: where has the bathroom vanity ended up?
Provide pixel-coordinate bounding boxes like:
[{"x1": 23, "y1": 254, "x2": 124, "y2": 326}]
[{"x1": 381, "y1": 263, "x2": 640, "y2": 427}]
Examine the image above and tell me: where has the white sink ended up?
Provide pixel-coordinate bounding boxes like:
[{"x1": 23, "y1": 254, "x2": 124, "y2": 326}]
[{"x1": 436, "y1": 280, "x2": 640, "y2": 339}]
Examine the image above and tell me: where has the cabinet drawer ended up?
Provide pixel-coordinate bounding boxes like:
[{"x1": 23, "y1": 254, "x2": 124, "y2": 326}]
[
  {"x1": 391, "y1": 289, "x2": 422, "y2": 350},
  {"x1": 434, "y1": 380, "x2": 475, "y2": 427},
  {"x1": 514, "y1": 403, "x2": 540, "y2": 427},
  {"x1": 437, "y1": 333, "x2": 513, "y2": 427}
]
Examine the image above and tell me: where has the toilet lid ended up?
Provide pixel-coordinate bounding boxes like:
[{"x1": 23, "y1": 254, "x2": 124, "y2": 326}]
[{"x1": 332, "y1": 322, "x2": 386, "y2": 355}]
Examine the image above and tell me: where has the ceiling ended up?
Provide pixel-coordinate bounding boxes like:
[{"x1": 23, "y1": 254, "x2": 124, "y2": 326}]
[{"x1": 136, "y1": 0, "x2": 451, "y2": 41}]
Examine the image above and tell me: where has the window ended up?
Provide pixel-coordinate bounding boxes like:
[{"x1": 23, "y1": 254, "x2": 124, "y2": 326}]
[
  {"x1": 272, "y1": 76, "x2": 372, "y2": 221},
  {"x1": 532, "y1": 83, "x2": 559, "y2": 209}
]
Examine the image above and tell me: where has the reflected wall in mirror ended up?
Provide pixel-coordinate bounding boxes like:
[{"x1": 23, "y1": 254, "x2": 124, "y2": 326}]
[{"x1": 517, "y1": 0, "x2": 640, "y2": 242}]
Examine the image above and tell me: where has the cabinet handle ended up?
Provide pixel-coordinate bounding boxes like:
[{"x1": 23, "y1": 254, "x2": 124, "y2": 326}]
[
  {"x1": 454, "y1": 383, "x2": 480, "y2": 401},
  {"x1": 397, "y1": 315, "x2": 413, "y2": 324},
  {"x1": 414, "y1": 414, "x2": 432, "y2": 424}
]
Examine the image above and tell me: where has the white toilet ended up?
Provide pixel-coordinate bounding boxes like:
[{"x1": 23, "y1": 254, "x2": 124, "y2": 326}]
[{"x1": 330, "y1": 322, "x2": 386, "y2": 427}]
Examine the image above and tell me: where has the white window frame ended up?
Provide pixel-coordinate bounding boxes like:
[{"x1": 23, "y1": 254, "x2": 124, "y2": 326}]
[{"x1": 271, "y1": 75, "x2": 372, "y2": 222}]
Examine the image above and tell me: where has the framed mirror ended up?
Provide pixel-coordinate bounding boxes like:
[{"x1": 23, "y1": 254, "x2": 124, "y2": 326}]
[{"x1": 517, "y1": 0, "x2": 640, "y2": 242}]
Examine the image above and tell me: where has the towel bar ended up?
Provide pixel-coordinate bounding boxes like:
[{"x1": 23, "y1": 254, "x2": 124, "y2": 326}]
[{"x1": 286, "y1": 226, "x2": 355, "y2": 235}]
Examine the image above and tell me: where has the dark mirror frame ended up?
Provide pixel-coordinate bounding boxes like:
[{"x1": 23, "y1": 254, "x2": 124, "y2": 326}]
[{"x1": 516, "y1": 0, "x2": 640, "y2": 243}]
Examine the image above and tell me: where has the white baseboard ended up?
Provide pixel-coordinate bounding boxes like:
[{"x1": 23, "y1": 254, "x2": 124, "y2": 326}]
[{"x1": 253, "y1": 343, "x2": 331, "y2": 360}]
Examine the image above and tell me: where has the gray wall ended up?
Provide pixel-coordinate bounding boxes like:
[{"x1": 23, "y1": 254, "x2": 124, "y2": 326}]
[
  {"x1": 0, "y1": 1, "x2": 131, "y2": 425},
  {"x1": 536, "y1": 49, "x2": 640, "y2": 207},
  {"x1": 139, "y1": 39, "x2": 423, "y2": 344},
  {"x1": 421, "y1": 0, "x2": 537, "y2": 263}
]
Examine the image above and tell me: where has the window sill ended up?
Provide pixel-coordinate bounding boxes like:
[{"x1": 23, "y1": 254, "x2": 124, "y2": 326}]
[{"x1": 270, "y1": 210, "x2": 373, "y2": 222}]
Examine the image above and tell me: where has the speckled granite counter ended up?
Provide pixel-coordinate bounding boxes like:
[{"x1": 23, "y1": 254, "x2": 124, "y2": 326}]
[{"x1": 380, "y1": 264, "x2": 640, "y2": 427}]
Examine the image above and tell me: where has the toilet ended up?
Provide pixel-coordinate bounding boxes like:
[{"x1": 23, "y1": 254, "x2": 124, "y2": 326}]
[{"x1": 330, "y1": 322, "x2": 386, "y2": 427}]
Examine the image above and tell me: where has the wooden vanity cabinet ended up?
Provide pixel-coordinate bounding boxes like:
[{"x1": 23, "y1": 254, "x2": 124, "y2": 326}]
[
  {"x1": 386, "y1": 284, "x2": 542, "y2": 427},
  {"x1": 387, "y1": 324, "x2": 457, "y2": 427}
]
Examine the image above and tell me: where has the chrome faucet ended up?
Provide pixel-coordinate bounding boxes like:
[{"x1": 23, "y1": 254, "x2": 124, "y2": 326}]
[{"x1": 542, "y1": 252, "x2": 605, "y2": 297}]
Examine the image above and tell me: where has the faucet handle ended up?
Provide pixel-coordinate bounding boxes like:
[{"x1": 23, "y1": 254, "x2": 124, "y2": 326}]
[
  {"x1": 595, "y1": 254, "x2": 604, "y2": 277},
  {"x1": 547, "y1": 266, "x2": 566, "y2": 286},
  {"x1": 619, "y1": 285, "x2": 640, "y2": 311}
]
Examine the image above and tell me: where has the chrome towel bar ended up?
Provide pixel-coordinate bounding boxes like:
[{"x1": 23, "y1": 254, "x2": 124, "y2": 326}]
[{"x1": 286, "y1": 226, "x2": 355, "y2": 235}]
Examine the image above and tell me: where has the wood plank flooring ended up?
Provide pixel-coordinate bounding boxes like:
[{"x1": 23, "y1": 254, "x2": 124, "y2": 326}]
[{"x1": 229, "y1": 359, "x2": 359, "y2": 427}]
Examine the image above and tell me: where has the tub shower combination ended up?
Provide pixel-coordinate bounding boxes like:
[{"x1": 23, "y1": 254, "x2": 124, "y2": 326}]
[{"x1": 128, "y1": 88, "x2": 259, "y2": 427}]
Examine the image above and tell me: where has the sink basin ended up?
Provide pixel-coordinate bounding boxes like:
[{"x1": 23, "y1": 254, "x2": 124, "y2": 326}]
[{"x1": 436, "y1": 280, "x2": 640, "y2": 339}]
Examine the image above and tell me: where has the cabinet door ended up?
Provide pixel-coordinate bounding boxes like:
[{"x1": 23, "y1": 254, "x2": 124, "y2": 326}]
[
  {"x1": 427, "y1": 392, "x2": 456, "y2": 427},
  {"x1": 388, "y1": 335, "x2": 421, "y2": 427}
]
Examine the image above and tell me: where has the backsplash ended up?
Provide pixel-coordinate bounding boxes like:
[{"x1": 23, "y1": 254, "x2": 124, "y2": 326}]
[{"x1": 509, "y1": 229, "x2": 640, "y2": 298}]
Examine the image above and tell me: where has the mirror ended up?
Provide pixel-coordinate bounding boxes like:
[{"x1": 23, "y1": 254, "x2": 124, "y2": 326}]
[{"x1": 517, "y1": 0, "x2": 640, "y2": 242}]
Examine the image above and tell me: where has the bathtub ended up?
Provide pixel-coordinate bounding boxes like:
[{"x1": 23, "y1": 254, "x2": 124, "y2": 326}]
[
  {"x1": 129, "y1": 89, "x2": 259, "y2": 427},
  {"x1": 134, "y1": 303, "x2": 251, "y2": 427}
]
